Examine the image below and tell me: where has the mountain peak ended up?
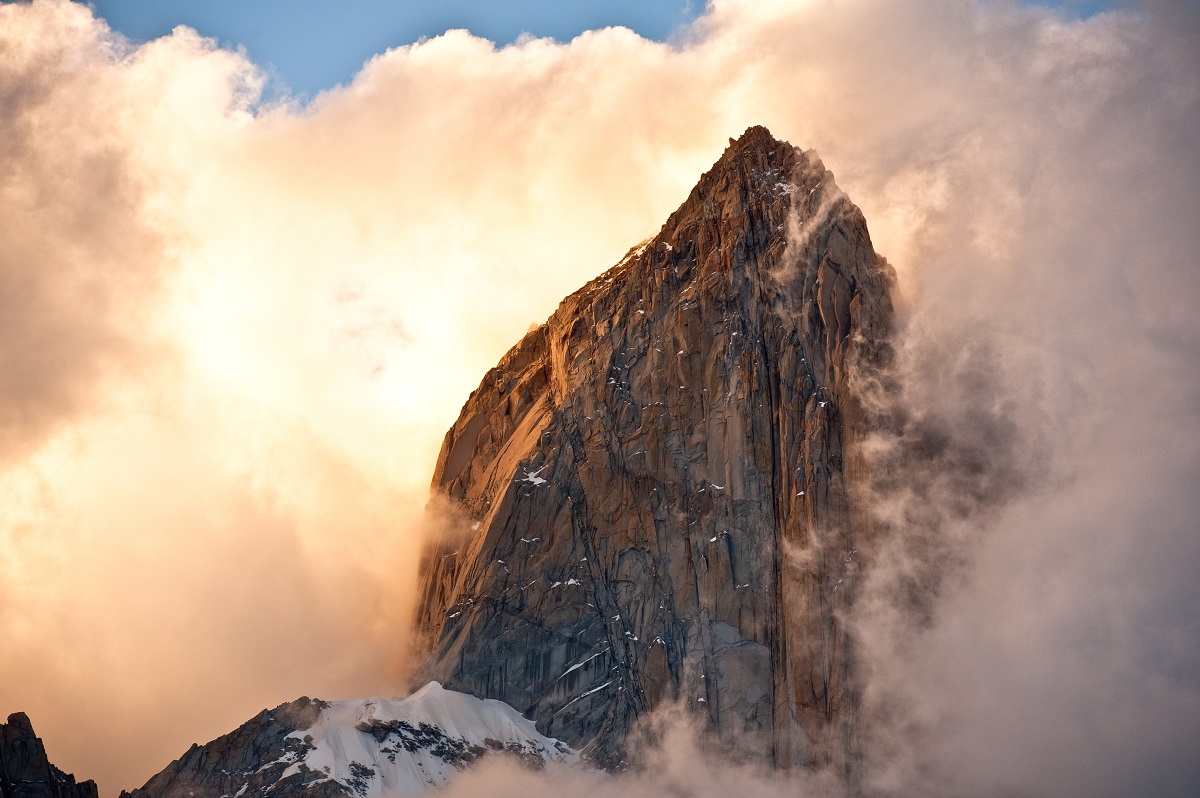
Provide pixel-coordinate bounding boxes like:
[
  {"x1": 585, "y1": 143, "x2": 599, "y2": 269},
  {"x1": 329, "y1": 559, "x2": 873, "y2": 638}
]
[
  {"x1": 727, "y1": 123, "x2": 783, "y2": 151},
  {"x1": 3, "y1": 712, "x2": 34, "y2": 735},
  {"x1": 109, "y1": 128, "x2": 898, "y2": 798},
  {"x1": 677, "y1": 123, "x2": 802, "y2": 212},
  {"x1": 638, "y1": 126, "x2": 855, "y2": 298},
  {"x1": 1, "y1": 712, "x2": 99, "y2": 798},
  {"x1": 416, "y1": 127, "x2": 895, "y2": 772}
]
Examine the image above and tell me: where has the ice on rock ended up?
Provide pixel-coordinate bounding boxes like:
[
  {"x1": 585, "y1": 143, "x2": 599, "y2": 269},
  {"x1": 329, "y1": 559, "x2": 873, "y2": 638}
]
[
  {"x1": 519, "y1": 466, "x2": 548, "y2": 486},
  {"x1": 275, "y1": 683, "x2": 573, "y2": 798}
]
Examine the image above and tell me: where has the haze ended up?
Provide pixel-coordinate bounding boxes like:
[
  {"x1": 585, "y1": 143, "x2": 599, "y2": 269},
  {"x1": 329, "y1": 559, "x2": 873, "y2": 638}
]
[{"x1": 1, "y1": 0, "x2": 1197, "y2": 796}]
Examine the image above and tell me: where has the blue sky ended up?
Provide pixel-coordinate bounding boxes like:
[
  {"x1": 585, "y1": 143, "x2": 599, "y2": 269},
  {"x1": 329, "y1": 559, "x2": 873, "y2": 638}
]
[
  {"x1": 89, "y1": 1, "x2": 1120, "y2": 99},
  {"x1": 90, "y1": 1, "x2": 701, "y2": 98}
]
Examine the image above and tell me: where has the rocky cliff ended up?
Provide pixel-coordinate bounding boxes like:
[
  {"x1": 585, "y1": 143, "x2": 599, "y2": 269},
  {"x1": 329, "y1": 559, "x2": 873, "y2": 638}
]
[
  {"x1": 414, "y1": 126, "x2": 895, "y2": 777},
  {"x1": 0, "y1": 713, "x2": 98, "y2": 798}
]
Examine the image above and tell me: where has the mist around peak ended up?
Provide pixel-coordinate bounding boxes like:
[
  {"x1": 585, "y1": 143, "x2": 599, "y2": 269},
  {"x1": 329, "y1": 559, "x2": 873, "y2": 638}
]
[{"x1": 0, "y1": 0, "x2": 1197, "y2": 796}]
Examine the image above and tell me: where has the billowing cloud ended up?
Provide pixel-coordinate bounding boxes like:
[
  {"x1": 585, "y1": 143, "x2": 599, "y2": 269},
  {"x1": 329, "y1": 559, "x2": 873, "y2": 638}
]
[{"x1": 0, "y1": 0, "x2": 1196, "y2": 796}]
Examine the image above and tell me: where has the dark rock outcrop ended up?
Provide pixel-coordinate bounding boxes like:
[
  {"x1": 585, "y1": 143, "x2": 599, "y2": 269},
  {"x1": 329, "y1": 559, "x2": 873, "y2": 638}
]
[
  {"x1": 119, "y1": 698, "x2": 337, "y2": 798},
  {"x1": 0, "y1": 713, "x2": 98, "y2": 798},
  {"x1": 414, "y1": 126, "x2": 895, "y2": 775}
]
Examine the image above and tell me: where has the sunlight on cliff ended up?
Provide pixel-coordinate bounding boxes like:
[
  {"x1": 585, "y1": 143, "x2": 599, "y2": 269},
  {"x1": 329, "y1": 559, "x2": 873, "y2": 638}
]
[{"x1": 0, "y1": 0, "x2": 1197, "y2": 795}]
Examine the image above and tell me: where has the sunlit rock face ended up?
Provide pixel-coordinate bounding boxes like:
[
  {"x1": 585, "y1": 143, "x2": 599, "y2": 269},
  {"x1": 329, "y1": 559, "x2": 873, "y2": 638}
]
[
  {"x1": 414, "y1": 126, "x2": 895, "y2": 774},
  {"x1": 0, "y1": 713, "x2": 99, "y2": 798}
]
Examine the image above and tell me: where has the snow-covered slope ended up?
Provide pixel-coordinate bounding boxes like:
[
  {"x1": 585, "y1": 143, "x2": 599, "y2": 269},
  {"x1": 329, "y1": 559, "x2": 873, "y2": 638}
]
[
  {"x1": 288, "y1": 683, "x2": 573, "y2": 797},
  {"x1": 120, "y1": 682, "x2": 574, "y2": 798}
]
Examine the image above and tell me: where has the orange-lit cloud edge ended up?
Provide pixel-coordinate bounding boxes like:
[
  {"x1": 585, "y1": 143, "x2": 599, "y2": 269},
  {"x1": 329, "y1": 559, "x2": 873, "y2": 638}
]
[{"x1": 2, "y1": 0, "x2": 1198, "y2": 795}]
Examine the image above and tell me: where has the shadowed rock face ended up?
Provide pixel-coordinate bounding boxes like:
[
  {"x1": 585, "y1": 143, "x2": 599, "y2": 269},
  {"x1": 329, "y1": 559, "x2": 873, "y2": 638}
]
[
  {"x1": 119, "y1": 699, "x2": 340, "y2": 798},
  {"x1": 0, "y1": 713, "x2": 98, "y2": 798},
  {"x1": 414, "y1": 126, "x2": 895, "y2": 774}
]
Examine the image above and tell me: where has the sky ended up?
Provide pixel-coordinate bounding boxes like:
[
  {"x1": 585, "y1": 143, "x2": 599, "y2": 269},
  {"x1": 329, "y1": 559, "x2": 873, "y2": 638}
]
[
  {"x1": 88, "y1": 0, "x2": 705, "y2": 97},
  {"x1": 86, "y1": 0, "x2": 1118, "y2": 98},
  {"x1": 1, "y1": 0, "x2": 1198, "y2": 797}
]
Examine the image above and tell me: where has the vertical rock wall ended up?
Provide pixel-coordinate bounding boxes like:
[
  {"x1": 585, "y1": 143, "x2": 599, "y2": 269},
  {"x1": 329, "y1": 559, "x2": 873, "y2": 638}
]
[{"x1": 414, "y1": 126, "x2": 894, "y2": 774}]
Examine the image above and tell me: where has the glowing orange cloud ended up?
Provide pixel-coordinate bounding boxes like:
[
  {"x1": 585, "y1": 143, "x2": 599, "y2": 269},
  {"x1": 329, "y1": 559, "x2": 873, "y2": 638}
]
[{"x1": 1, "y1": 1, "x2": 1197, "y2": 796}]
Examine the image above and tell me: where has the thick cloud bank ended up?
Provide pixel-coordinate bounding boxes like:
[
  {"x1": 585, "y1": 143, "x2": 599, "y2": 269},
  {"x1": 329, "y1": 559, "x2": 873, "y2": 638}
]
[{"x1": 1, "y1": 0, "x2": 1197, "y2": 795}]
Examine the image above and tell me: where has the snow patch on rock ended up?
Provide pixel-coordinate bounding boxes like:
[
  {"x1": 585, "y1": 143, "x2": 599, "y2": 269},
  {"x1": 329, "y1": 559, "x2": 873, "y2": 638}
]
[{"x1": 285, "y1": 683, "x2": 573, "y2": 798}]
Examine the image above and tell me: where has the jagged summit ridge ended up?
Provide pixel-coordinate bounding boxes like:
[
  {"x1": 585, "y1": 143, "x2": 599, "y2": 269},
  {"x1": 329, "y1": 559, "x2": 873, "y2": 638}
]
[
  {"x1": 415, "y1": 126, "x2": 894, "y2": 772},
  {"x1": 0, "y1": 712, "x2": 98, "y2": 798}
]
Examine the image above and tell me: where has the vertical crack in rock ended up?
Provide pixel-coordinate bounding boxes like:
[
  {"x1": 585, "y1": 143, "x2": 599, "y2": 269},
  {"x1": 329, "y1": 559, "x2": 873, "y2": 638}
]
[{"x1": 413, "y1": 125, "x2": 896, "y2": 777}]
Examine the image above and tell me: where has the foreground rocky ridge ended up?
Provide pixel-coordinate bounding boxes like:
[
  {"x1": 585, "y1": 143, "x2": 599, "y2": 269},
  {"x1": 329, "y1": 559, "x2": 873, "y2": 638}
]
[
  {"x1": 415, "y1": 126, "x2": 895, "y2": 774},
  {"x1": 0, "y1": 713, "x2": 98, "y2": 798},
  {"x1": 119, "y1": 683, "x2": 571, "y2": 798}
]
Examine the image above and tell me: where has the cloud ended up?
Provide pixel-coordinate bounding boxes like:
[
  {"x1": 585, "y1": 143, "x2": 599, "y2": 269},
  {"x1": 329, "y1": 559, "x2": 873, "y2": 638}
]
[
  {"x1": 0, "y1": 0, "x2": 1196, "y2": 796},
  {"x1": 435, "y1": 706, "x2": 849, "y2": 798},
  {"x1": 0, "y1": 1, "x2": 155, "y2": 459}
]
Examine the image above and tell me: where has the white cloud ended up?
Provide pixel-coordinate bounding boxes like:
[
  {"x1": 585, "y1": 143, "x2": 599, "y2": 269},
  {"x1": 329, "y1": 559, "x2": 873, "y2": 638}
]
[{"x1": 0, "y1": 0, "x2": 1196, "y2": 795}]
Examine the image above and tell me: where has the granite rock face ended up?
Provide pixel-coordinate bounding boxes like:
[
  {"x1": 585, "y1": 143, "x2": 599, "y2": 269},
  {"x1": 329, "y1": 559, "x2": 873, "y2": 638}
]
[
  {"x1": 0, "y1": 713, "x2": 98, "y2": 798},
  {"x1": 414, "y1": 126, "x2": 895, "y2": 776}
]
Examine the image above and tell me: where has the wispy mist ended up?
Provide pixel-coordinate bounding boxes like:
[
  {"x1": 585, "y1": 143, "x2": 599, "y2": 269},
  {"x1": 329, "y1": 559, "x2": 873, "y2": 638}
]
[{"x1": 1, "y1": 0, "x2": 1196, "y2": 795}]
